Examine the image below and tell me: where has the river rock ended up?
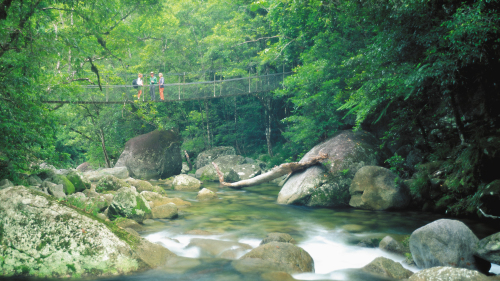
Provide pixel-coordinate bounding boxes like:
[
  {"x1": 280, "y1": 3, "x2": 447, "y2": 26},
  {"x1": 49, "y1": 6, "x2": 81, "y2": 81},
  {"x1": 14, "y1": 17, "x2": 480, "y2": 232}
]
[
  {"x1": 187, "y1": 238, "x2": 252, "y2": 258},
  {"x1": 349, "y1": 166, "x2": 411, "y2": 210},
  {"x1": 115, "y1": 217, "x2": 145, "y2": 231},
  {"x1": 232, "y1": 258, "x2": 290, "y2": 274},
  {"x1": 195, "y1": 155, "x2": 245, "y2": 182},
  {"x1": 181, "y1": 162, "x2": 190, "y2": 174},
  {"x1": 173, "y1": 174, "x2": 202, "y2": 191},
  {"x1": 0, "y1": 179, "x2": 14, "y2": 189},
  {"x1": 49, "y1": 174, "x2": 75, "y2": 195},
  {"x1": 152, "y1": 203, "x2": 178, "y2": 219},
  {"x1": 0, "y1": 186, "x2": 146, "y2": 278},
  {"x1": 479, "y1": 180, "x2": 500, "y2": 217},
  {"x1": 133, "y1": 238, "x2": 176, "y2": 268},
  {"x1": 76, "y1": 162, "x2": 92, "y2": 172},
  {"x1": 240, "y1": 241, "x2": 314, "y2": 273},
  {"x1": 379, "y1": 236, "x2": 405, "y2": 255},
  {"x1": 195, "y1": 146, "x2": 236, "y2": 169},
  {"x1": 96, "y1": 175, "x2": 130, "y2": 193},
  {"x1": 260, "y1": 233, "x2": 296, "y2": 245},
  {"x1": 408, "y1": 266, "x2": 489, "y2": 281},
  {"x1": 410, "y1": 219, "x2": 489, "y2": 272},
  {"x1": 65, "y1": 170, "x2": 91, "y2": 193},
  {"x1": 114, "y1": 130, "x2": 182, "y2": 180},
  {"x1": 361, "y1": 257, "x2": 413, "y2": 279},
  {"x1": 197, "y1": 188, "x2": 217, "y2": 201},
  {"x1": 28, "y1": 175, "x2": 43, "y2": 186},
  {"x1": 277, "y1": 130, "x2": 381, "y2": 207},
  {"x1": 475, "y1": 232, "x2": 500, "y2": 264},
  {"x1": 125, "y1": 178, "x2": 166, "y2": 194},
  {"x1": 43, "y1": 181, "x2": 66, "y2": 199},
  {"x1": 84, "y1": 167, "x2": 129, "y2": 182},
  {"x1": 140, "y1": 191, "x2": 191, "y2": 208},
  {"x1": 107, "y1": 187, "x2": 151, "y2": 223}
]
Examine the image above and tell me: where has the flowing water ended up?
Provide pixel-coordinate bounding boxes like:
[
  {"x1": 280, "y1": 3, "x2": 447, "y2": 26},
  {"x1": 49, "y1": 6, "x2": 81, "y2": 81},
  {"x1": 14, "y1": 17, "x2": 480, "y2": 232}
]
[
  {"x1": 105, "y1": 181, "x2": 500, "y2": 281},
  {"x1": 10, "y1": 182, "x2": 499, "y2": 281}
]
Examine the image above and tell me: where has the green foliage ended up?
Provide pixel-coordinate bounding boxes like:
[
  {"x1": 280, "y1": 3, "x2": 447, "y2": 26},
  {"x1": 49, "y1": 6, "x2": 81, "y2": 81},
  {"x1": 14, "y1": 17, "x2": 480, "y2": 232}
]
[{"x1": 385, "y1": 154, "x2": 409, "y2": 178}]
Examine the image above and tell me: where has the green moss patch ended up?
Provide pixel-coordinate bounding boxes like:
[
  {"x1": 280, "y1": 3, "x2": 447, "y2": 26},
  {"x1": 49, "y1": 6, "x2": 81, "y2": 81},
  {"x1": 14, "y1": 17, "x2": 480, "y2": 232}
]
[{"x1": 66, "y1": 172, "x2": 90, "y2": 193}]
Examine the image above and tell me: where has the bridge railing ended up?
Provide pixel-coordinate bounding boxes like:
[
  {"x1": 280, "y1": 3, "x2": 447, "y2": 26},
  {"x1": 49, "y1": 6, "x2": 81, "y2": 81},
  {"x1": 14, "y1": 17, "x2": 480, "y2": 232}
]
[{"x1": 43, "y1": 72, "x2": 292, "y2": 103}]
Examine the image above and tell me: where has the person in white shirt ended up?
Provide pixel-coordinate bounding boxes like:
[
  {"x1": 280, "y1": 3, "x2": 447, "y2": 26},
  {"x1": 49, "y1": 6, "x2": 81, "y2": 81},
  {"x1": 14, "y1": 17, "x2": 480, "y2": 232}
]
[{"x1": 137, "y1": 73, "x2": 144, "y2": 100}]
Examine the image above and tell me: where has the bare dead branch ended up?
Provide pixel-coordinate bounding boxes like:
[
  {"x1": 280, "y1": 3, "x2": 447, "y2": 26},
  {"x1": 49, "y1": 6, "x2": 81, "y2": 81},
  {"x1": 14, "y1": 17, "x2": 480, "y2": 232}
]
[{"x1": 212, "y1": 152, "x2": 328, "y2": 188}]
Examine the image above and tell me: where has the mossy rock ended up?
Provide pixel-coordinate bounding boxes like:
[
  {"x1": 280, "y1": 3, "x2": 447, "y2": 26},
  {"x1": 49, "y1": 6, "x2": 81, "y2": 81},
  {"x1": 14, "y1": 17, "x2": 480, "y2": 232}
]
[
  {"x1": 66, "y1": 171, "x2": 90, "y2": 193},
  {"x1": 96, "y1": 176, "x2": 130, "y2": 193},
  {"x1": 51, "y1": 175, "x2": 75, "y2": 195},
  {"x1": 108, "y1": 187, "x2": 151, "y2": 223}
]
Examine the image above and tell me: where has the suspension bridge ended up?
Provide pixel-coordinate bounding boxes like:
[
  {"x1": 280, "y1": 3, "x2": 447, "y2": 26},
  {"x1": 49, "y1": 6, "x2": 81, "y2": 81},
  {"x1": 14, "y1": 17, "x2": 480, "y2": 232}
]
[{"x1": 42, "y1": 72, "x2": 292, "y2": 104}]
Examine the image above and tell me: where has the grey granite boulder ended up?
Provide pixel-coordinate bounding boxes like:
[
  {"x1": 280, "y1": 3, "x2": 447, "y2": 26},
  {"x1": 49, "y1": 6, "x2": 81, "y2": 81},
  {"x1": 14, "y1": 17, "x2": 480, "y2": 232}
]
[
  {"x1": 278, "y1": 130, "x2": 381, "y2": 207},
  {"x1": 349, "y1": 166, "x2": 411, "y2": 210},
  {"x1": 240, "y1": 241, "x2": 314, "y2": 273},
  {"x1": 195, "y1": 155, "x2": 245, "y2": 182},
  {"x1": 195, "y1": 146, "x2": 236, "y2": 169},
  {"x1": 151, "y1": 203, "x2": 178, "y2": 219},
  {"x1": 410, "y1": 219, "x2": 489, "y2": 272},
  {"x1": 197, "y1": 188, "x2": 217, "y2": 201},
  {"x1": 379, "y1": 236, "x2": 406, "y2": 255},
  {"x1": 115, "y1": 130, "x2": 182, "y2": 180}
]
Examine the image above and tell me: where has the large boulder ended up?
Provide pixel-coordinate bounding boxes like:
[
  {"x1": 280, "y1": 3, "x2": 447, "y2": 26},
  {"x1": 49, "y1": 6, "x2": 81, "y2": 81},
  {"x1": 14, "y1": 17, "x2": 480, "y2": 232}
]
[
  {"x1": 278, "y1": 130, "x2": 381, "y2": 207},
  {"x1": 260, "y1": 233, "x2": 296, "y2": 245},
  {"x1": 361, "y1": 257, "x2": 413, "y2": 279},
  {"x1": 0, "y1": 186, "x2": 151, "y2": 278},
  {"x1": 349, "y1": 166, "x2": 411, "y2": 210},
  {"x1": 195, "y1": 146, "x2": 236, "y2": 169},
  {"x1": 409, "y1": 219, "x2": 489, "y2": 272},
  {"x1": 240, "y1": 241, "x2": 314, "y2": 273},
  {"x1": 408, "y1": 266, "x2": 489, "y2": 281},
  {"x1": 475, "y1": 232, "x2": 500, "y2": 264},
  {"x1": 50, "y1": 174, "x2": 75, "y2": 195},
  {"x1": 195, "y1": 155, "x2": 245, "y2": 182},
  {"x1": 83, "y1": 167, "x2": 129, "y2": 182},
  {"x1": 107, "y1": 187, "x2": 151, "y2": 223},
  {"x1": 114, "y1": 130, "x2": 182, "y2": 180},
  {"x1": 172, "y1": 174, "x2": 202, "y2": 191}
]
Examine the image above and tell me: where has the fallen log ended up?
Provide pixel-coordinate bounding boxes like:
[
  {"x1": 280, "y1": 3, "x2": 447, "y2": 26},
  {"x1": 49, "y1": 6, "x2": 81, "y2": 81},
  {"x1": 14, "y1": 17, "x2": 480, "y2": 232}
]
[{"x1": 212, "y1": 153, "x2": 328, "y2": 188}]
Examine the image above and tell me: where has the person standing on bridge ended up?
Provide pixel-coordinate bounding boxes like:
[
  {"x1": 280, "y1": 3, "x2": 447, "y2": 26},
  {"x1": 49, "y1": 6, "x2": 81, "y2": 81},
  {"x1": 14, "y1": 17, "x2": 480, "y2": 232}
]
[
  {"x1": 137, "y1": 73, "x2": 144, "y2": 100},
  {"x1": 149, "y1": 71, "x2": 157, "y2": 101},
  {"x1": 159, "y1": 73, "x2": 165, "y2": 101}
]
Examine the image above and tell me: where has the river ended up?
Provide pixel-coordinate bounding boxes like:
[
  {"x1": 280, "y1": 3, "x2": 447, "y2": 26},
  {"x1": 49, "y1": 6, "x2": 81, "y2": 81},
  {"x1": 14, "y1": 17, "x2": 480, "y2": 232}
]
[{"x1": 93, "y1": 181, "x2": 500, "y2": 281}]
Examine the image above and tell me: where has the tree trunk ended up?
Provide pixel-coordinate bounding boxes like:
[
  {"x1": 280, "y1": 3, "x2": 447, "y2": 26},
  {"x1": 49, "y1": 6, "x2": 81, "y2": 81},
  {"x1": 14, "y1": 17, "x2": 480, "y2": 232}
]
[
  {"x1": 212, "y1": 153, "x2": 328, "y2": 188},
  {"x1": 449, "y1": 91, "x2": 466, "y2": 145},
  {"x1": 205, "y1": 99, "x2": 211, "y2": 149},
  {"x1": 184, "y1": 150, "x2": 192, "y2": 171},
  {"x1": 99, "y1": 128, "x2": 111, "y2": 168},
  {"x1": 265, "y1": 96, "x2": 273, "y2": 157}
]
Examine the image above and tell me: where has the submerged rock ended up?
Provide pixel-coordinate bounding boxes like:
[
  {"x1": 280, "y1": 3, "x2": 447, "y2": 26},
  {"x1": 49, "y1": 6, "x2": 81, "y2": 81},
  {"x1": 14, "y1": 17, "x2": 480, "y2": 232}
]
[
  {"x1": 240, "y1": 241, "x2": 314, "y2": 273},
  {"x1": 408, "y1": 266, "x2": 489, "y2": 281},
  {"x1": 197, "y1": 188, "x2": 217, "y2": 201},
  {"x1": 114, "y1": 130, "x2": 182, "y2": 180},
  {"x1": 187, "y1": 238, "x2": 252, "y2": 258},
  {"x1": 0, "y1": 186, "x2": 150, "y2": 278},
  {"x1": 152, "y1": 203, "x2": 178, "y2": 219},
  {"x1": 278, "y1": 130, "x2": 381, "y2": 207}
]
